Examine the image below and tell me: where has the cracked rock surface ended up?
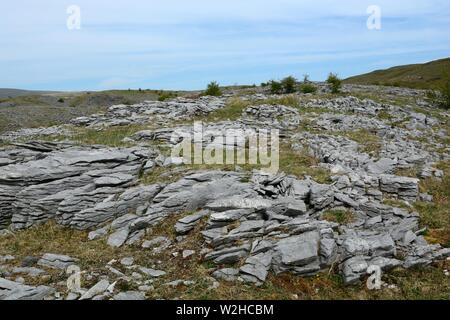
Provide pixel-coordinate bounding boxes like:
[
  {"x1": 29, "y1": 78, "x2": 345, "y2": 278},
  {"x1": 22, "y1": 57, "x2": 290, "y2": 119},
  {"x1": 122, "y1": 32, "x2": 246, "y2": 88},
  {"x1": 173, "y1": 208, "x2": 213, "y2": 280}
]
[{"x1": 0, "y1": 85, "x2": 448, "y2": 299}]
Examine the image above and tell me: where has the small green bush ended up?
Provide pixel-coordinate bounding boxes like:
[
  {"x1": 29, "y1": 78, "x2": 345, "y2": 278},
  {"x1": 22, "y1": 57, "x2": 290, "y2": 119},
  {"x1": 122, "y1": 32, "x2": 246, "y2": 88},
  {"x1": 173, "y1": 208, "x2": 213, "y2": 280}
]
[
  {"x1": 270, "y1": 80, "x2": 283, "y2": 94},
  {"x1": 327, "y1": 73, "x2": 342, "y2": 94},
  {"x1": 158, "y1": 92, "x2": 177, "y2": 101},
  {"x1": 204, "y1": 81, "x2": 222, "y2": 96},
  {"x1": 300, "y1": 74, "x2": 317, "y2": 94},
  {"x1": 300, "y1": 83, "x2": 317, "y2": 94},
  {"x1": 281, "y1": 76, "x2": 297, "y2": 93},
  {"x1": 57, "y1": 98, "x2": 65, "y2": 103}
]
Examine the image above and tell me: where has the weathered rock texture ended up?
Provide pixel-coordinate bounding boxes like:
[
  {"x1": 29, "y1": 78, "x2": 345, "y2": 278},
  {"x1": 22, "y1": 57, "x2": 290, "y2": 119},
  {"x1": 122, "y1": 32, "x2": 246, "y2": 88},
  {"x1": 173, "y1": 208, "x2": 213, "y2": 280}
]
[{"x1": 0, "y1": 86, "x2": 448, "y2": 299}]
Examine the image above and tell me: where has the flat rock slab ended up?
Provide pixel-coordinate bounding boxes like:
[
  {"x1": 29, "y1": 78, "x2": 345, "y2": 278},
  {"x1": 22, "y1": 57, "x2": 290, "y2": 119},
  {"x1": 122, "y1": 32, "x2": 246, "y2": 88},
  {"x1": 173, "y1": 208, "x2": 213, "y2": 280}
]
[
  {"x1": 274, "y1": 231, "x2": 320, "y2": 267},
  {"x1": 0, "y1": 277, "x2": 55, "y2": 300},
  {"x1": 79, "y1": 279, "x2": 110, "y2": 300},
  {"x1": 114, "y1": 291, "x2": 146, "y2": 300},
  {"x1": 138, "y1": 267, "x2": 166, "y2": 278},
  {"x1": 37, "y1": 253, "x2": 78, "y2": 270}
]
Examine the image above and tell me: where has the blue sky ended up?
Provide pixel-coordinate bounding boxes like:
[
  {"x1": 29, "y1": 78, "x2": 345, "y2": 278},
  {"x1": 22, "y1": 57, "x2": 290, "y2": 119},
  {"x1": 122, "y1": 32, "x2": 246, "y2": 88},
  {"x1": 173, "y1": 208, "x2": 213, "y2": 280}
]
[{"x1": 1, "y1": 0, "x2": 450, "y2": 91}]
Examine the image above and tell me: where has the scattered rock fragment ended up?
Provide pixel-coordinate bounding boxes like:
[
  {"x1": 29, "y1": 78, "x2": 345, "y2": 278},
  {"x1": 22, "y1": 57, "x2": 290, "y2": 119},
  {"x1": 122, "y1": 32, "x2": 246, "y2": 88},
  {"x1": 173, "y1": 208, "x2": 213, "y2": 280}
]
[
  {"x1": 79, "y1": 280, "x2": 110, "y2": 300},
  {"x1": 37, "y1": 254, "x2": 78, "y2": 270}
]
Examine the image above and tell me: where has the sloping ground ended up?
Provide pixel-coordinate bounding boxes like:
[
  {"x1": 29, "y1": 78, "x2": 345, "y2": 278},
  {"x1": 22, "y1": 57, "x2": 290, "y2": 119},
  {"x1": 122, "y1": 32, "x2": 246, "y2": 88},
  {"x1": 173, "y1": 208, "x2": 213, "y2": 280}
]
[
  {"x1": 344, "y1": 58, "x2": 450, "y2": 89},
  {"x1": 0, "y1": 90, "x2": 169, "y2": 134},
  {"x1": 0, "y1": 89, "x2": 58, "y2": 99}
]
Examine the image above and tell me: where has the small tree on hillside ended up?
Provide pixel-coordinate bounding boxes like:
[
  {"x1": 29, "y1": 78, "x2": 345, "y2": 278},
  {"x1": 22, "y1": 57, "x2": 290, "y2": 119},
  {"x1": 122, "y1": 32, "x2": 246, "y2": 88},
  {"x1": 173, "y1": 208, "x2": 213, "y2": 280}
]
[
  {"x1": 300, "y1": 74, "x2": 317, "y2": 94},
  {"x1": 205, "y1": 81, "x2": 222, "y2": 96},
  {"x1": 270, "y1": 80, "x2": 283, "y2": 94},
  {"x1": 327, "y1": 73, "x2": 342, "y2": 94},
  {"x1": 281, "y1": 76, "x2": 297, "y2": 93}
]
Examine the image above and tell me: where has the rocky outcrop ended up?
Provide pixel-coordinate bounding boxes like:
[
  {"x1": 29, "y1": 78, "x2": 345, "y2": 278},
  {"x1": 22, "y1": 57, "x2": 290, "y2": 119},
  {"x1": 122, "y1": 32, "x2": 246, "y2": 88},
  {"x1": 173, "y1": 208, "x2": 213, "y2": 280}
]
[
  {"x1": 0, "y1": 89, "x2": 448, "y2": 299},
  {"x1": 0, "y1": 278, "x2": 55, "y2": 300},
  {"x1": 70, "y1": 96, "x2": 227, "y2": 128},
  {"x1": 81, "y1": 170, "x2": 447, "y2": 285},
  {"x1": 0, "y1": 143, "x2": 159, "y2": 230},
  {"x1": 242, "y1": 104, "x2": 301, "y2": 130}
]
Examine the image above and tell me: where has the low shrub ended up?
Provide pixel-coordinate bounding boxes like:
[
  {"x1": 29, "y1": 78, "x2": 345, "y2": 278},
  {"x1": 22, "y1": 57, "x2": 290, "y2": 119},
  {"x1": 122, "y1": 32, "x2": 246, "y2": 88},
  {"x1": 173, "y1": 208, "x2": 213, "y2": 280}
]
[
  {"x1": 204, "y1": 81, "x2": 222, "y2": 96},
  {"x1": 300, "y1": 83, "x2": 317, "y2": 94},
  {"x1": 270, "y1": 80, "x2": 283, "y2": 94},
  {"x1": 281, "y1": 76, "x2": 297, "y2": 93},
  {"x1": 327, "y1": 73, "x2": 342, "y2": 94}
]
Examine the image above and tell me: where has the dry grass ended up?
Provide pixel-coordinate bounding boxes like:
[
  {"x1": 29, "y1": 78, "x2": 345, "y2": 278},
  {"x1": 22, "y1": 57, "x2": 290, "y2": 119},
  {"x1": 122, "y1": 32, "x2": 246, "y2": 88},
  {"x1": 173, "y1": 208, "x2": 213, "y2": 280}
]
[
  {"x1": 414, "y1": 161, "x2": 450, "y2": 247},
  {"x1": 321, "y1": 210, "x2": 355, "y2": 225},
  {"x1": 383, "y1": 199, "x2": 414, "y2": 212},
  {"x1": 276, "y1": 143, "x2": 331, "y2": 184},
  {"x1": 0, "y1": 222, "x2": 144, "y2": 270},
  {"x1": 255, "y1": 95, "x2": 301, "y2": 108},
  {"x1": 376, "y1": 110, "x2": 395, "y2": 121},
  {"x1": 0, "y1": 219, "x2": 449, "y2": 299},
  {"x1": 141, "y1": 141, "x2": 331, "y2": 185},
  {"x1": 141, "y1": 167, "x2": 190, "y2": 185},
  {"x1": 72, "y1": 125, "x2": 150, "y2": 147},
  {"x1": 395, "y1": 167, "x2": 420, "y2": 178},
  {"x1": 195, "y1": 95, "x2": 301, "y2": 123},
  {"x1": 200, "y1": 98, "x2": 251, "y2": 122},
  {"x1": 336, "y1": 129, "x2": 382, "y2": 156},
  {"x1": 149, "y1": 264, "x2": 450, "y2": 300}
]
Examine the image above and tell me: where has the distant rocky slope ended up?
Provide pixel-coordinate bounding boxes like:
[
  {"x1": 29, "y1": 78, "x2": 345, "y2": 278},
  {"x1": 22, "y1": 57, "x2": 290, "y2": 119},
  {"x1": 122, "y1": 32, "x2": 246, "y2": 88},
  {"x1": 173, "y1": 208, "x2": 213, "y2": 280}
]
[{"x1": 0, "y1": 84, "x2": 449, "y2": 300}]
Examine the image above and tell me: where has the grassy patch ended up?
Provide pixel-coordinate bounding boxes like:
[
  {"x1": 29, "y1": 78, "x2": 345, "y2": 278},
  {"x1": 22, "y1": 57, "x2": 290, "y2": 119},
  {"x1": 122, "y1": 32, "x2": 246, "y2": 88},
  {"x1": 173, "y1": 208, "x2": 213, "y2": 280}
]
[
  {"x1": 90, "y1": 89, "x2": 161, "y2": 104},
  {"x1": 141, "y1": 142, "x2": 330, "y2": 185},
  {"x1": 187, "y1": 94, "x2": 327, "y2": 124},
  {"x1": 351, "y1": 92, "x2": 417, "y2": 108},
  {"x1": 383, "y1": 199, "x2": 414, "y2": 212},
  {"x1": 0, "y1": 221, "x2": 448, "y2": 299},
  {"x1": 0, "y1": 113, "x2": 8, "y2": 134},
  {"x1": 376, "y1": 110, "x2": 395, "y2": 121},
  {"x1": 199, "y1": 95, "x2": 301, "y2": 123},
  {"x1": 0, "y1": 222, "x2": 148, "y2": 271},
  {"x1": 321, "y1": 210, "x2": 355, "y2": 225},
  {"x1": 395, "y1": 167, "x2": 420, "y2": 178},
  {"x1": 150, "y1": 263, "x2": 450, "y2": 300},
  {"x1": 141, "y1": 167, "x2": 191, "y2": 185},
  {"x1": 277, "y1": 143, "x2": 331, "y2": 184},
  {"x1": 414, "y1": 161, "x2": 450, "y2": 247},
  {"x1": 0, "y1": 100, "x2": 108, "y2": 134},
  {"x1": 200, "y1": 98, "x2": 251, "y2": 122},
  {"x1": 158, "y1": 91, "x2": 178, "y2": 101},
  {"x1": 72, "y1": 125, "x2": 149, "y2": 147},
  {"x1": 0, "y1": 95, "x2": 49, "y2": 106},
  {"x1": 337, "y1": 129, "x2": 381, "y2": 156},
  {"x1": 256, "y1": 95, "x2": 301, "y2": 108},
  {"x1": 299, "y1": 107, "x2": 335, "y2": 115}
]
